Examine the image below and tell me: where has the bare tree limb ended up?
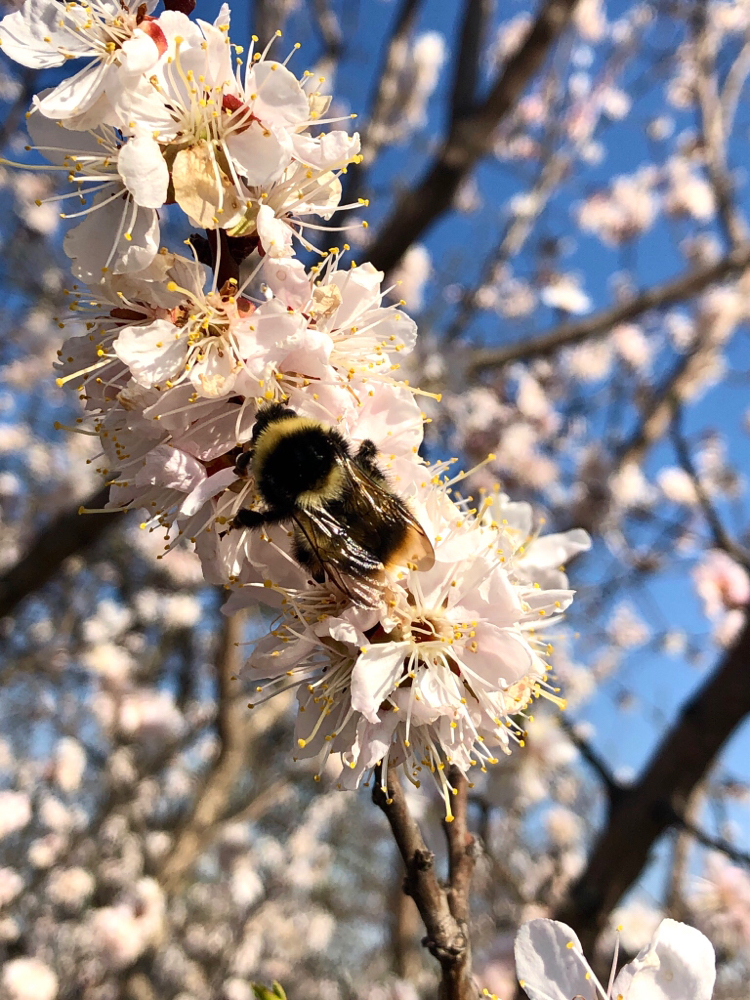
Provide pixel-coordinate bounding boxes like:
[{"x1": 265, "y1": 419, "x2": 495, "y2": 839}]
[
  {"x1": 159, "y1": 612, "x2": 248, "y2": 893},
  {"x1": 0, "y1": 485, "x2": 121, "y2": 620},
  {"x1": 367, "y1": 0, "x2": 579, "y2": 274},
  {"x1": 373, "y1": 763, "x2": 473, "y2": 1000},
  {"x1": 450, "y1": 0, "x2": 493, "y2": 122},
  {"x1": 670, "y1": 808, "x2": 750, "y2": 868},
  {"x1": 671, "y1": 414, "x2": 750, "y2": 566},
  {"x1": 442, "y1": 767, "x2": 477, "y2": 982},
  {"x1": 356, "y1": 0, "x2": 424, "y2": 169},
  {"x1": 312, "y1": 0, "x2": 343, "y2": 61},
  {"x1": 466, "y1": 243, "x2": 750, "y2": 374},
  {"x1": 557, "y1": 715, "x2": 622, "y2": 803},
  {"x1": 692, "y1": 2, "x2": 748, "y2": 248},
  {"x1": 553, "y1": 608, "x2": 750, "y2": 953}
]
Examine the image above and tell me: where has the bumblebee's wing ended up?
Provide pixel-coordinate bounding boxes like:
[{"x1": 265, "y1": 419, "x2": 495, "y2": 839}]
[
  {"x1": 342, "y1": 457, "x2": 435, "y2": 572},
  {"x1": 292, "y1": 506, "x2": 386, "y2": 608}
]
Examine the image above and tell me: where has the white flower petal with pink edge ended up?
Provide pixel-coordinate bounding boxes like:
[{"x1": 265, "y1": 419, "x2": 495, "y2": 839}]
[
  {"x1": 290, "y1": 130, "x2": 361, "y2": 170},
  {"x1": 319, "y1": 261, "x2": 384, "y2": 331},
  {"x1": 226, "y1": 121, "x2": 293, "y2": 187},
  {"x1": 180, "y1": 468, "x2": 238, "y2": 518},
  {"x1": 63, "y1": 196, "x2": 160, "y2": 281}
]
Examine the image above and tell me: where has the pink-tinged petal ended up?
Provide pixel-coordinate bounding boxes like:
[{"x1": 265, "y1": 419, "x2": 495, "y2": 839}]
[
  {"x1": 262, "y1": 258, "x2": 311, "y2": 309},
  {"x1": 134, "y1": 445, "x2": 205, "y2": 493},
  {"x1": 250, "y1": 628, "x2": 317, "y2": 675},
  {"x1": 245, "y1": 60, "x2": 309, "y2": 126},
  {"x1": 514, "y1": 919, "x2": 597, "y2": 1000},
  {"x1": 256, "y1": 204, "x2": 294, "y2": 258},
  {"x1": 521, "y1": 590, "x2": 575, "y2": 619},
  {"x1": 290, "y1": 130, "x2": 361, "y2": 169},
  {"x1": 113, "y1": 319, "x2": 187, "y2": 387},
  {"x1": 118, "y1": 135, "x2": 169, "y2": 209},
  {"x1": 189, "y1": 346, "x2": 237, "y2": 398},
  {"x1": 179, "y1": 467, "x2": 237, "y2": 517},
  {"x1": 613, "y1": 918, "x2": 716, "y2": 1000},
  {"x1": 346, "y1": 384, "x2": 423, "y2": 458},
  {"x1": 64, "y1": 196, "x2": 161, "y2": 281},
  {"x1": 521, "y1": 529, "x2": 591, "y2": 571},
  {"x1": 339, "y1": 713, "x2": 401, "y2": 789},
  {"x1": 118, "y1": 28, "x2": 161, "y2": 75},
  {"x1": 225, "y1": 120, "x2": 292, "y2": 186},
  {"x1": 462, "y1": 623, "x2": 533, "y2": 687},
  {"x1": 324, "y1": 262, "x2": 383, "y2": 330},
  {"x1": 459, "y1": 564, "x2": 522, "y2": 621},
  {"x1": 35, "y1": 58, "x2": 115, "y2": 120},
  {"x1": 0, "y1": 0, "x2": 90, "y2": 68},
  {"x1": 350, "y1": 643, "x2": 411, "y2": 724}
]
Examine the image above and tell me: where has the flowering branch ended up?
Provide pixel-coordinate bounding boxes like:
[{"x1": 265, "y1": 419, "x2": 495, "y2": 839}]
[
  {"x1": 670, "y1": 415, "x2": 750, "y2": 567},
  {"x1": 372, "y1": 763, "x2": 474, "y2": 999},
  {"x1": 367, "y1": 0, "x2": 580, "y2": 273},
  {"x1": 467, "y1": 243, "x2": 750, "y2": 373}
]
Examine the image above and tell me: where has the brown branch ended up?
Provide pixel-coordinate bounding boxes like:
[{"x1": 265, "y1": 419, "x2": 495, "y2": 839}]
[
  {"x1": 356, "y1": 0, "x2": 424, "y2": 168},
  {"x1": 691, "y1": 0, "x2": 748, "y2": 249},
  {"x1": 373, "y1": 764, "x2": 473, "y2": 1000},
  {"x1": 451, "y1": 0, "x2": 493, "y2": 122},
  {"x1": 671, "y1": 414, "x2": 750, "y2": 566},
  {"x1": 0, "y1": 485, "x2": 121, "y2": 619},
  {"x1": 557, "y1": 716, "x2": 622, "y2": 802},
  {"x1": 367, "y1": 0, "x2": 579, "y2": 274},
  {"x1": 442, "y1": 767, "x2": 477, "y2": 991},
  {"x1": 312, "y1": 0, "x2": 343, "y2": 61},
  {"x1": 670, "y1": 809, "x2": 750, "y2": 869},
  {"x1": 159, "y1": 611, "x2": 248, "y2": 893},
  {"x1": 466, "y1": 243, "x2": 750, "y2": 374},
  {"x1": 553, "y1": 608, "x2": 750, "y2": 953}
]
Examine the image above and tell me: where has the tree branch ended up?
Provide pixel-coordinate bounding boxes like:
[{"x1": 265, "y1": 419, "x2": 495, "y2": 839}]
[
  {"x1": 671, "y1": 414, "x2": 750, "y2": 566},
  {"x1": 0, "y1": 485, "x2": 121, "y2": 619},
  {"x1": 367, "y1": 0, "x2": 579, "y2": 274},
  {"x1": 373, "y1": 764, "x2": 473, "y2": 1000},
  {"x1": 553, "y1": 608, "x2": 750, "y2": 953},
  {"x1": 159, "y1": 611, "x2": 248, "y2": 893},
  {"x1": 450, "y1": 0, "x2": 493, "y2": 122},
  {"x1": 669, "y1": 808, "x2": 750, "y2": 868},
  {"x1": 557, "y1": 716, "x2": 622, "y2": 803},
  {"x1": 466, "y1": 243, "x2": 750, "y2": 374}
]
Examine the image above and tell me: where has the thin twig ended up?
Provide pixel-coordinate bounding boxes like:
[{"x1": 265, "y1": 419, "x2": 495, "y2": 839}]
[
  {"x1": 671, "y1": 413, "x2": 750, "y2": 566},
  {"x1": 557, "y1": 716, "x2": 622, "y2": 803},
  {"x1": 466, "y1": 243, "x2": 750, "y2": 374}
]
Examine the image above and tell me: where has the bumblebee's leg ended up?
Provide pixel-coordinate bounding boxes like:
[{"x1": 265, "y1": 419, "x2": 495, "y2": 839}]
[
  {"x1": 232, "y1": 508, "x2": 287, "y2": 530},
  {"x1": 354, "y1": 439, "x2": 387, "y2": 483},
  {"x1": 292, "y1": 525, "x2": 326, "y2": 583}
]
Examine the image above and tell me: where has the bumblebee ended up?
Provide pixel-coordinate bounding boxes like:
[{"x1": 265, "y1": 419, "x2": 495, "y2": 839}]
[{"x1": 233, "y1": 403, "x2": 435, "y2": 606}]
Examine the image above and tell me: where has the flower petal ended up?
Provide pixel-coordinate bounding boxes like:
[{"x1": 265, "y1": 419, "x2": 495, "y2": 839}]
[
  {"x1": 613, "y1": 918, "x2": 716, "y2": 1000},
  {"x1": 118, "y1": 135, "x2": 169, "y2": 209},
  {"x1": 350, "y1": 643, "x2": 411, "y2": 724},
  {"x1": 514, "y1": 919, "x2": 597, "y2": 1000}
]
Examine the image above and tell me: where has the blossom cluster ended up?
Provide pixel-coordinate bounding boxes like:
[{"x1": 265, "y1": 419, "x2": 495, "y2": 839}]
[{"x1": 0, "y1": 0, "x2": 590, "y2": 810}]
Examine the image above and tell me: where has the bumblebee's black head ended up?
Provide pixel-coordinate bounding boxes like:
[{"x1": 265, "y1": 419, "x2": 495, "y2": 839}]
[{"x1": 251, "y1": 405, "x2": 347, "y2": 511}]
